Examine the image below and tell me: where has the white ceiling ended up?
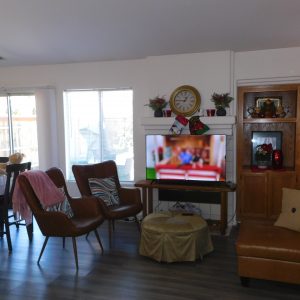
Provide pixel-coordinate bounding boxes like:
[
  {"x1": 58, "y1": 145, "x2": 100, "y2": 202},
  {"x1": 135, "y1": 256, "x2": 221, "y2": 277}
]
[{"x1": 0, "y1": 0, "x2": 300, "y2": 67}]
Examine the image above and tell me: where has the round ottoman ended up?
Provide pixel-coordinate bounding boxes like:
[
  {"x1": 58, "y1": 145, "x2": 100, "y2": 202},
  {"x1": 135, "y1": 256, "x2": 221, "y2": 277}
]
[{"x1": 139, "y1": 212, "x2": 214, "y2": 262}]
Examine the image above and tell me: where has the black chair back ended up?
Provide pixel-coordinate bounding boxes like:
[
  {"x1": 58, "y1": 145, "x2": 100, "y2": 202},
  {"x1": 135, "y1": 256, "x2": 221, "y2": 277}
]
[{"x1": 0, "y1": 157, "x2": 9, "y2": 163}]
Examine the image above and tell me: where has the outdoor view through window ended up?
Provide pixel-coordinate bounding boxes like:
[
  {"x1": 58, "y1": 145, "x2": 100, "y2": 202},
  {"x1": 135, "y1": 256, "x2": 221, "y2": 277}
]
[
  {"x1": 64, "y1": 89, "x2": 134, "y2": 181},
  {"x1": 0, "y1": 94, "x2": 39, "y2": 167}
]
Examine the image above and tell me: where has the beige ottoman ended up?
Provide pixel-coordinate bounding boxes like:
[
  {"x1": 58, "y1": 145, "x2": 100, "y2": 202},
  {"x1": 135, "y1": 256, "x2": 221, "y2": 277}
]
[{"x1": 139, "y1": 212, "x2": 214, "y2": 263}]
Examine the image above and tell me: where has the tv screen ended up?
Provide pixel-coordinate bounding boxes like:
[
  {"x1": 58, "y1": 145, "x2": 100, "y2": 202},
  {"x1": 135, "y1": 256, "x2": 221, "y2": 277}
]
[{"x1": 146, "y1": 134, "x2": 226, "y2": 183}]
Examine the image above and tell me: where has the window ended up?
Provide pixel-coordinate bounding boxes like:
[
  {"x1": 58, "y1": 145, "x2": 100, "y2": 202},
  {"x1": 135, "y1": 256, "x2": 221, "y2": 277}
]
[
  {"x1": 0, "y1": 94, "x2": 39, "y2": 167},
  {"x1": 64, "y1": 89, "x2": 134, "y2": 182}
]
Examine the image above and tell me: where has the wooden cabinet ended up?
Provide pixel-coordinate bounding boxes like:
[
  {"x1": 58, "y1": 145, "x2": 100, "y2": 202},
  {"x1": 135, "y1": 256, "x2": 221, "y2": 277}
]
[
  {"x1": 239, "y1": 170, "x2": 297, "y2": 220},
  {"x1": 237, "y1": 84, "x2": 300, "y2": 221}
]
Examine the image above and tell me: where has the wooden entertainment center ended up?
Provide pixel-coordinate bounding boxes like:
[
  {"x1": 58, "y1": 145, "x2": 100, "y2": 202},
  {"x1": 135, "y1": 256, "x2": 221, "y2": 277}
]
[
  {"x1": 237, "y1": 84, "x2": 300, "y2": 221},
  {"x1": 135, "y1": 179, "x2": 236, "y2": 235}
]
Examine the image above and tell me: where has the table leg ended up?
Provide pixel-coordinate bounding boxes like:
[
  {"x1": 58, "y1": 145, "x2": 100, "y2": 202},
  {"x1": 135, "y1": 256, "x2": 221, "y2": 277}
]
[
  {"x1": 220, "y1": 192, "x2": 228, "y2": 235},
  {"x1": 148, "y1": 188, "x2": 153, "y2": 214},
  {"x1": 142, "y1": 188, "x2": 148, "y2": 218}
]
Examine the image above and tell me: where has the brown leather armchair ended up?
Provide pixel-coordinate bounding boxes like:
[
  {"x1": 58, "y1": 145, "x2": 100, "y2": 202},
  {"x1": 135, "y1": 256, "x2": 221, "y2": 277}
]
[
  {"x1": 72, "y1": 160, "x2": 142, "y2": 247},
  {"x1": 18, "y1": 167, "x2": 105, "y2": 269}
]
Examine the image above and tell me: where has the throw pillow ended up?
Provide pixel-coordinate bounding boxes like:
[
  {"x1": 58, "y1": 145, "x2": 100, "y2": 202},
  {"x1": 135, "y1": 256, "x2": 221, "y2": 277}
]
[
  {"x1": 274, "y1": 187, "x2": 300, "y2": 232},
  {"x1": 88, "y1": 177, "x2": 120, "y2": 206},
  {"x1": 46, "y1": 187, "x2": 74, "y2": 219}
]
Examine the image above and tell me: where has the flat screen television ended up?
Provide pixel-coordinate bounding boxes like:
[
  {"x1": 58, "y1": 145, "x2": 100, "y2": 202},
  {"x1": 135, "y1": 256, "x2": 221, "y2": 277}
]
[{"x1": 146, "y1": 134, "x2": 226, "y2": 184}]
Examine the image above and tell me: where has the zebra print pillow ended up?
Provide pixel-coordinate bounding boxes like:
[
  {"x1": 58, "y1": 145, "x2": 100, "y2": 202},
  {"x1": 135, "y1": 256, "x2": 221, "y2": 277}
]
[
  {"x1": 46, "y1": 187, "x2": 74, "y2": 218},
  {"x1": 88, "y1": 177, "x2": 120, "y2": 206}
]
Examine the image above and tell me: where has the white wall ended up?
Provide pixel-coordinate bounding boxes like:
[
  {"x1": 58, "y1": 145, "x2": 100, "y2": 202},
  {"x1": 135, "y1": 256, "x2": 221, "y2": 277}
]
[
  {"x1": 235, "y1": 47, "x2": 300, "y2": 84},
  {"x1": 2, "y1": 46, "x2": 300, "y2": 225}
]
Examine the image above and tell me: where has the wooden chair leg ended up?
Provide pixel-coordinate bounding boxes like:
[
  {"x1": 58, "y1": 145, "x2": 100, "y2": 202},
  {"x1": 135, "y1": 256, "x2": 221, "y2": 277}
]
[
  {"x1": 38, "y1": 236, "x2": 49, "y2": 264},
  {"x1": 72, "y1": 237, "x2": 79, "y2": 269},
  {"x1": 108, "y1": 220, "x2": 113, "y2": 248},
  {"x1": 112, "y1": 220, "x2": 115, "y2": 232},
  {"x1": 134, "y1": 215, "x2": 141, "y2": 232},
  {"x1": 0, "y1": 205, "x2": 4, "y2": 238},
  {"x1": 94, "y1": 229, "x2": 104, "y2": 254},
  {"x1": 14, "y1": 213, "x2": 20, "y2": 229},
  {"x1": 4, "y1": 216, "x2": 12, "y2": 253},
  {"x1": 26, "y1": 223, "x2": 33, "y2": 242},
  {"x1": 240, "y1": 277, "x2": 250, "y2": 287}
]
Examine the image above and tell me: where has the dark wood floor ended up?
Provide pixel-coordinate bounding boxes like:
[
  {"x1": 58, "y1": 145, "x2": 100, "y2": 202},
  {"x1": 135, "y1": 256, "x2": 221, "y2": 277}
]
[{"x1": 1, "y1": 220, "x2": 300, "y2": 300}]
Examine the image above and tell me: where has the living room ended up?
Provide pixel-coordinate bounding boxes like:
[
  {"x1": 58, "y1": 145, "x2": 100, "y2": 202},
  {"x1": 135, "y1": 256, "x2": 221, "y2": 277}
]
[{"x1": 1, "y1": 1, "x2": 300, "y2": 299}]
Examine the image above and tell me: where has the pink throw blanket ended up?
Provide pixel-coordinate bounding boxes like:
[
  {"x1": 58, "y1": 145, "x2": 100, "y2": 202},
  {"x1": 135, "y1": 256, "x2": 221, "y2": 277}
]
[{"x1": 13, "y1": 170, "x2": 65, "y2": 225}]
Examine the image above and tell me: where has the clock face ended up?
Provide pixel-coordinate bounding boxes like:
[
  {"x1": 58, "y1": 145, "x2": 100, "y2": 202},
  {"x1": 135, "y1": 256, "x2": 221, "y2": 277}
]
[{"x1": 170, "y1": 85, "x2": 201, "y2": 116}]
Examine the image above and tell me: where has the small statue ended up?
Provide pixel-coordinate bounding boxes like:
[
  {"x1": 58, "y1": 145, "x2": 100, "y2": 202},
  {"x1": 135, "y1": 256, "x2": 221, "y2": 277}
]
[
  {"x1": 247, "y1": 106, "x2": 261, "y2": 118},
  {"x1": 275, "y1": 104, "x2": 286, "y2": 118}
]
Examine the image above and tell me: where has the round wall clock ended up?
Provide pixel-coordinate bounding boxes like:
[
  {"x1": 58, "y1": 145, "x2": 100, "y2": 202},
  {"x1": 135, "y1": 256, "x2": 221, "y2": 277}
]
[{"x1": 169, "y1": 85, "x2": 201, "y2": 116}]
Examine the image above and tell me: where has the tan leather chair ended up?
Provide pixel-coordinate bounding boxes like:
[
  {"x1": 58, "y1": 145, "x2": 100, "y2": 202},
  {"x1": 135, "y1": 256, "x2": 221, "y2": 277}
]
[
  {"x1": 18, "y1": 167, "x2": 105, "y2": 269},
  {"x1": 72, "y1": 160, "x2": 142, "y2": 247}
]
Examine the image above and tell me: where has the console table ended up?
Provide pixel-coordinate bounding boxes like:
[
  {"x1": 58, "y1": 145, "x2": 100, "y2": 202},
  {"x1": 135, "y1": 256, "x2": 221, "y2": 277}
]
[{"x1": 135, "y1": 180, "x2": 236, "y2": 235}]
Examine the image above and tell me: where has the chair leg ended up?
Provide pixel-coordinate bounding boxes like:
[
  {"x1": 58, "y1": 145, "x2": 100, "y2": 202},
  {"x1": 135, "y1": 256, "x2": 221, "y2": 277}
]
[
  {"x1": 62, "y1": 237, "x2": 66, "y2": 248},
  {"x1": 134, "y1": 215, "x2": 141, "y2": 232},
  {"x1": 38, "y1": 236, "x2": 49, "y2": 264},
  {"x1": 108, "y1": 220, "x2": 113, "y2": 248},
  {"x1": 26, "y1": 223, "x2": 33, "y2": 242},
  {"x1": 112, "y1": 220, "x2": 115, "y2": 232},
  {"x1": 4, "y1": 216, "x2": 12, "y2": 253},
  {"x1": 14, "y1": 213, "x2": 20, "y2": 229},
  {"x1": 240, "y1": 277, "x2": 250, "y2": 287},
  {"x1": 72, "y1": 237, "x2": 79, "y2": 269},
  {"x1": 0, "y1": 205, "x2": 4, "y2": 238},
  {"x1": 94, "y1": 229, "x2": 104, "y2": 254},
  {"x1": 86, "y1": 232, "x2": 90, "y2": 239}
]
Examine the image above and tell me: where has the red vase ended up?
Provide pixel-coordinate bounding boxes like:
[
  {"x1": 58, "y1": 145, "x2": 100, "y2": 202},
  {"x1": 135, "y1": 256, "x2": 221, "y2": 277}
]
[{"x1": 272, "y1": 150, "x2": 283, "y2": 169}]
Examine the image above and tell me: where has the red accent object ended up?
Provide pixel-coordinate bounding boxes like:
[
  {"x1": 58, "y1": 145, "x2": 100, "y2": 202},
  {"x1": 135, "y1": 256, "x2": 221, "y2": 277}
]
[{"x1": 272, "y1": 150, "x2": 283, "y2": 169}]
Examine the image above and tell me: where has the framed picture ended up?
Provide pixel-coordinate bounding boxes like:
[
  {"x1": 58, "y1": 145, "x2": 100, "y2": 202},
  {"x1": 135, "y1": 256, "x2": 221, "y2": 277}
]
[
  {"x1": 255, "y1": 97, "x2": 282, "y2": 108},
  {"x1": 251, "y1": 131, "x2": 282, "y2": 166}
]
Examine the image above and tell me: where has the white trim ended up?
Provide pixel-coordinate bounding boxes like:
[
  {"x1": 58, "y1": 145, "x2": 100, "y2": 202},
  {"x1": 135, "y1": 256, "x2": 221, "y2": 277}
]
[
  {"x1": 237, "y1": 76, "x2": 300, "y2": 86},
  {"x1": 141, "y1": 116, "x2": 236, "y2": 135}
]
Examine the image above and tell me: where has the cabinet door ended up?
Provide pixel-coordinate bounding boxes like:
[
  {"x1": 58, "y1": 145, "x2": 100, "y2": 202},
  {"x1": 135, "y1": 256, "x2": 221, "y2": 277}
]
[
  {"x1": 240, "y1": 172, "x2": 268, "y2": 219},
  {"x1": 268, "y1": 171, "x2": 297, "y2": 219}
]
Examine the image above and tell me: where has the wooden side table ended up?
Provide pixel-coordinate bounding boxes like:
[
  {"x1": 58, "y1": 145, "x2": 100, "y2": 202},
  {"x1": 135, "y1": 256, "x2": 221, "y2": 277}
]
[{"x1": 135, "y1": 179, "x2": 236, "y2": 235}]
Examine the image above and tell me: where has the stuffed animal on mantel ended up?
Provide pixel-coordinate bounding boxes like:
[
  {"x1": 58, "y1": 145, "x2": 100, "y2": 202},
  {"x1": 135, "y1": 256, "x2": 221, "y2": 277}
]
[{"x1": 9, "y1": 152, "x2": 25, "y2": 164}]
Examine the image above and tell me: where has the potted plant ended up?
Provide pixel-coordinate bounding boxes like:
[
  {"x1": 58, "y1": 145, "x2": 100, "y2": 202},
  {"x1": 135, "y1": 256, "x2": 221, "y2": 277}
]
[
  {"x1": 255, "y1": 143, "x2": 273, "y2": 169},
  {"x1": 145, "y1": 96, "x2": 168, "y2": 117},
  {"x1": 210, "y1": 93, "x2": 234, "y2": 116}
]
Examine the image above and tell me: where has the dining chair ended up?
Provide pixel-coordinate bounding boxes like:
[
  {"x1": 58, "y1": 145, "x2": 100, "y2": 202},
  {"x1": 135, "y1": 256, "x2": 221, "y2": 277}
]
[
  {"x1": 7, "y1": 162, "x2": 32, "y2": 234},
  {"x1": 72, "y1": 160, "x2": 142, "y2": 247},
  {"x1": 0, "y1": 162, "x2": 32, "y2": 252}
]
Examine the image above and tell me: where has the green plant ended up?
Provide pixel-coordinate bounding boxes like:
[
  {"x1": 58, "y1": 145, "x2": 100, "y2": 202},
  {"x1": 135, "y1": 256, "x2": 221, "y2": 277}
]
[
  {"x1": 145, "y1": 96, "x2": 168, "y2": 111},
  {"x1": 211, "y1": 93, "x2": 233, "y2": 108}
]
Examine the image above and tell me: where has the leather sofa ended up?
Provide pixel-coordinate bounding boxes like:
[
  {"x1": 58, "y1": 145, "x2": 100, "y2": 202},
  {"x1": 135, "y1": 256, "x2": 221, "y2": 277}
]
[{"x1": 236, "y1": 220, "x2": 300, "y2": 286}]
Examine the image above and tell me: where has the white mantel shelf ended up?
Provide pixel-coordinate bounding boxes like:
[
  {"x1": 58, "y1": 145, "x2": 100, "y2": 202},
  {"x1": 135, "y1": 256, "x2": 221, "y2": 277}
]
[{"x1": 141, "y1": 116, "x2": 236, "y2": 135}]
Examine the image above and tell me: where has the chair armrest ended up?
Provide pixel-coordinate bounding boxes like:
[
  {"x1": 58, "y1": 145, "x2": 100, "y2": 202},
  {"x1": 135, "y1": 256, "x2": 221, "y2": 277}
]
[
  {"x1": 68, "y1": 196, "x2": 103, "y2": 218},
  {"x1": 118, "y1": 187, "x2": 141, "y2": 206}
]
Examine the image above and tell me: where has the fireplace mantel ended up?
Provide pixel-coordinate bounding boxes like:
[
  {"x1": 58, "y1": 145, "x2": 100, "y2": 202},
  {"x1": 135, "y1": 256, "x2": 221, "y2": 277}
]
[{"x1": 141, "y1": 116, "x2": 236, "y2": 135}]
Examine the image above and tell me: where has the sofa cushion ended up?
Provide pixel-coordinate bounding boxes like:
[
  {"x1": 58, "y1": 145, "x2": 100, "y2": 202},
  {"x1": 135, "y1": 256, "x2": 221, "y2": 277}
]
[
  {"x1": 274, "y1": 187, "x2": 300, "y2": 232},
  {"x1": 88, "y1": 177, "x2": 120, "y2": 206},
  {"x1": 236, "y1": 221, "x2": 300, "y2": 263}
]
